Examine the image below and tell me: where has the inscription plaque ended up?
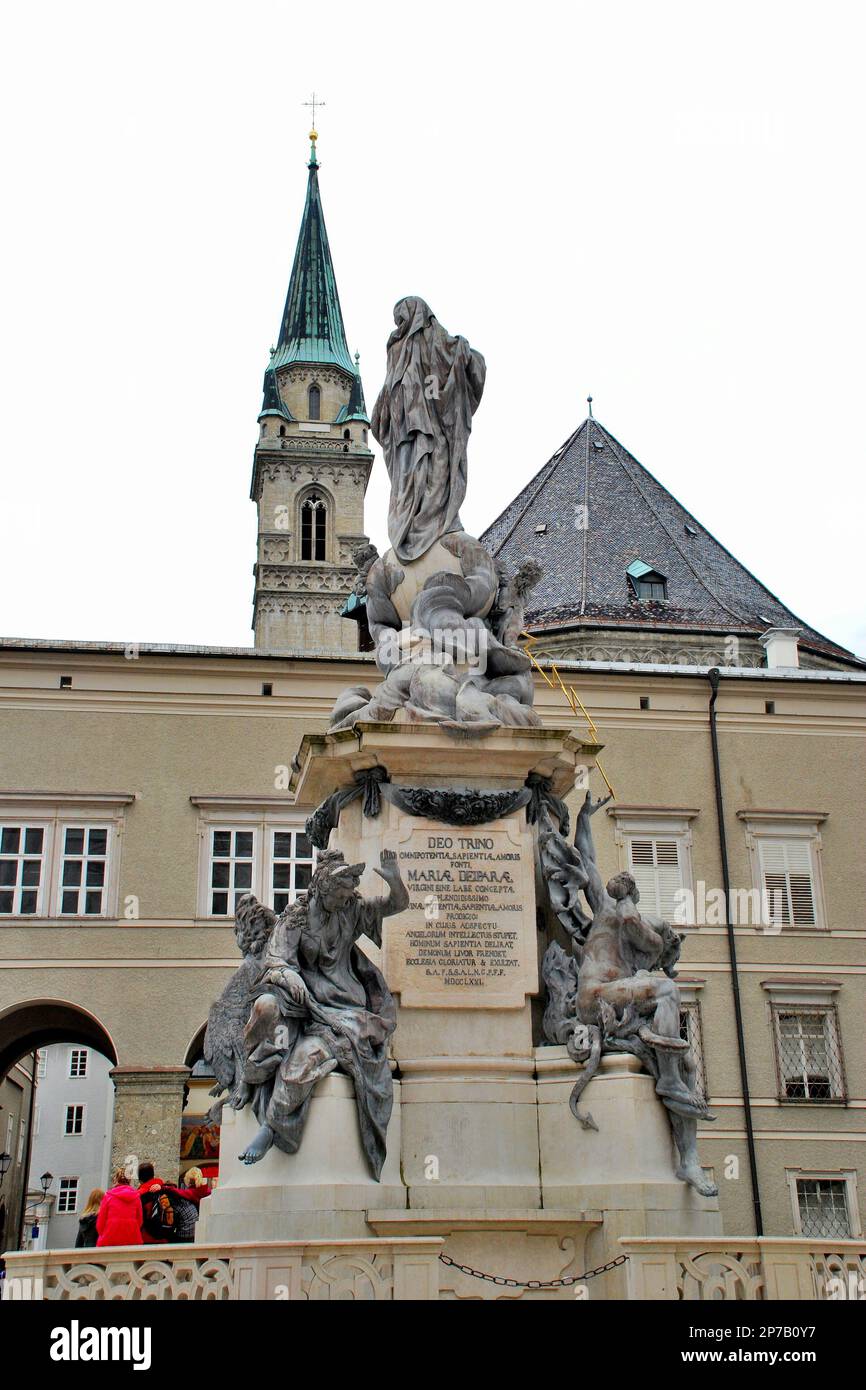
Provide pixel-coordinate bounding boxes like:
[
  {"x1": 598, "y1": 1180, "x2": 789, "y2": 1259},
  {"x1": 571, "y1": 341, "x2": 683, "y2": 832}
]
[{"x1": 384, "y1": 814, "x2": 537, "y2": 1008}]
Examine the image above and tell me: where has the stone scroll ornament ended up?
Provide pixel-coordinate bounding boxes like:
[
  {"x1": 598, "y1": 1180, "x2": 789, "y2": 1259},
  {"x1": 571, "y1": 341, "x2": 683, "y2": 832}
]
[
  {"x1": 203, "y1": 849, "x2": 409, "y2": 1181},
  {"x1": 328, "y1": 297, "x2": 545, "y2": 738},
  {"x1": 538, "y1": 791, "x2": 719, "y2": 1197}
]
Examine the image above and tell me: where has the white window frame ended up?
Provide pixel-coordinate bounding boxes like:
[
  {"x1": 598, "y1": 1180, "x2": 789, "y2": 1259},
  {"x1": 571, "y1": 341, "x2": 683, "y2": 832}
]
[
  {"x1": 56, "y1": 1177, "x2": 80, "y2": 1215},
  {"x1": 0, "y1": 821, "x2": 50, "y2": 915},
  {"x1": 608, "y1": 806, "x2": 697, "y2": 923},
  {"x1": 63, "y1": 1103, "x2": 86, "y2": 1137},
  {"x1": 738, "y1": 811, "x2": 828, "y2": 931},
  {"x1": 192, "y1": 798, "x2": 318, "y2": 920},
  {"x1": 68, "y1": 1048, "x2": 89, "y2": 1079},
  {"x1": 36, "y1": 1049, "x2": 47, "y2": 1079},
  {"x1": 0, "y1": 794, "x2": 132, "y2": 920},
  {"x1": 265, "y1": 826, "x2": 316, "y2": 914},
  {"x1": 786, "y1": 1169, "x2": 861, "y2": 1239}
]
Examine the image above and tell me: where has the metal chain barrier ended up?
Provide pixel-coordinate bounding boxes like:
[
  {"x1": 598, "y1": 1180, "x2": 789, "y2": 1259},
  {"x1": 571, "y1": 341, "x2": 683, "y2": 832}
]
[{"x1": 438, "y1": 1252, "x2": 628, "y2": 1290}]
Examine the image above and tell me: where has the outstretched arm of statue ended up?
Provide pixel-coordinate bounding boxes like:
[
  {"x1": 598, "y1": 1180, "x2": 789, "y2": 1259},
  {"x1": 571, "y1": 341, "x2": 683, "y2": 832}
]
[
  {"x1": 573, "y1": 791, "x2": 612, "y2": 918},
  {"x1": 357, "y1": 849, "x2": 410, "y2": 945}
]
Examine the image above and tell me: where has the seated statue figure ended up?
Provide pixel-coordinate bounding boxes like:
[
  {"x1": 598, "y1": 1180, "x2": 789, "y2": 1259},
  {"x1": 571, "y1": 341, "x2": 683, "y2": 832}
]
[
  {"x1": 541, "y1": 792, "x2": 718, "y2": 1198},
  {"x1": 238, "y1": 847, "x2": 408, "y2": 1180}
]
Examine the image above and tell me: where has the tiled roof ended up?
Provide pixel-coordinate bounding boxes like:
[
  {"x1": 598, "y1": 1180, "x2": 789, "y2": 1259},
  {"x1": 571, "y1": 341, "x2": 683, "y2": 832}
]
[{"x1": 481, "y1": 416, "x2": 861, "y2": 667}]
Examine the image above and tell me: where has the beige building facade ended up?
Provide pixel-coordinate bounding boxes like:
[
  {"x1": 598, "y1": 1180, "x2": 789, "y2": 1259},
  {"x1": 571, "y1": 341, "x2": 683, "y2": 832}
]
[{"x1": 0, "y1": 639, "x2": 863, "y2": 1244}]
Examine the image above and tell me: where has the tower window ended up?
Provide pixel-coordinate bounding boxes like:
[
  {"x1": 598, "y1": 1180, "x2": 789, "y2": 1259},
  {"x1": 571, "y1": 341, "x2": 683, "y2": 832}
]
[
  {"x1": 343, "y1": 428, "x2": 351, "y2": 440},
  {"x1": 308, "y1": 384, "x2": 321, "y2": 421},
  {"x1": 300, "y1": 493, "x2": 327, "y2": 561},
  {"x1": 279, "y1": 425, "x2": 286, "y2": 437}
]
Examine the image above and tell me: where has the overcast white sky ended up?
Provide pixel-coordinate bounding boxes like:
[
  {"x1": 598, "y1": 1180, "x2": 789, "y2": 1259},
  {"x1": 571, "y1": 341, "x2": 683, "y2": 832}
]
[{"x1": 1, "y1": 0, "x2": 863, "y2": 656}]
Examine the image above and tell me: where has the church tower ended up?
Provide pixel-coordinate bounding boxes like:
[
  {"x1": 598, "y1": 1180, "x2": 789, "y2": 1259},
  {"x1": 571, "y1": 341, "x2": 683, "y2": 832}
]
[{"x1": 250, "y1": 128, "x2": 372, "y2": 653}]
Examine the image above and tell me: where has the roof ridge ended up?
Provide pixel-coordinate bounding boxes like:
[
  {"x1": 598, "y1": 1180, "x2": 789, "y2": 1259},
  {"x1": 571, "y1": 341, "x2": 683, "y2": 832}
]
[
  {"x1": 486, "y1": 423, "x2": 585, "y2": 558},
  {"x1": 594, "y1": 419, "x2": 745, "y2": 623}
]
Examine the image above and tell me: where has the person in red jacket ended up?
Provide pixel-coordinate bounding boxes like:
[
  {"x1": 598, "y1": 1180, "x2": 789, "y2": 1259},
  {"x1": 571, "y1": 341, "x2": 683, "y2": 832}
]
[
  {"x1": 96, "y1": 1169, "x2": 144, "y2": 1247},
  {"x1": 137, "y1": 1161, "x2": 169, "y2": 1244}
]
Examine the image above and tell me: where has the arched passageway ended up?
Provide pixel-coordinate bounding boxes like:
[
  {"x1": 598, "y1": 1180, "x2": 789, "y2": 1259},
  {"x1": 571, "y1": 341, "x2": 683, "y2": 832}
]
[{"x1": 0, "y1": 998, "x2": 117, "y2": 1080}]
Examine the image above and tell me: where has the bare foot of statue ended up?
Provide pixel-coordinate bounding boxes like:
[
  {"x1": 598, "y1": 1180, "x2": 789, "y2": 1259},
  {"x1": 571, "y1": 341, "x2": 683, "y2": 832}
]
[
  {"x1": 656, "y1": 1077, "x2": 715, "y2": 1119},
  {"x1": 676, "y1": 1160, "x2": 719, "y2": 1198},
  {"x1": 239, "y1": 1122, "x2": 274, "y2": 1165},
  {"x1": 230, "y1": 1082, "x2": 252, "y2": 1110}
]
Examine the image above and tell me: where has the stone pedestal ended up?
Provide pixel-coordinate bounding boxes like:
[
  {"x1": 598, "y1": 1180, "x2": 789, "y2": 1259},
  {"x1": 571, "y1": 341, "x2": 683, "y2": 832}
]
[
  {"x1": 198, "y1": 1074, "x2": 406, "y2": 1243},
  {"x1": 201, "y1": 723, "x2": 722, "y2": 1296},
  {"x1": 109, "y1": 1066, "x2": 190, "y2": 1184}
]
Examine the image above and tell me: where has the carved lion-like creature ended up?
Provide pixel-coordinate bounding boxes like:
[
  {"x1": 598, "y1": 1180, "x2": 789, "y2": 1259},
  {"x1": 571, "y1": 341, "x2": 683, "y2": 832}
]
[{"x1": 203, "y1": 893, "x2": 277, "y2": 1122}]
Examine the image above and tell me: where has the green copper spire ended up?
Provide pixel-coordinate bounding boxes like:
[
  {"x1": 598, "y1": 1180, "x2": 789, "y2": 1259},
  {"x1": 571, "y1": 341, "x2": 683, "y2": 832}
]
[{"x1": 269, "y1": 131, "x2": 356, "y2": 378}]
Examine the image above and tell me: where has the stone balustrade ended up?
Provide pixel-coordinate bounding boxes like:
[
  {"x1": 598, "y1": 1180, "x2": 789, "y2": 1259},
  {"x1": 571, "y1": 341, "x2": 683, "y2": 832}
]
[
  {"x1": 1, "y1": 1237, "x2": 443, "y2": 1301},
  {"x1": 620, "y1": 1237, "x2": 866, "y2": 1301},
  {"x1": 5, "y1": 1235, "x2": 864, "y2": 1301}
]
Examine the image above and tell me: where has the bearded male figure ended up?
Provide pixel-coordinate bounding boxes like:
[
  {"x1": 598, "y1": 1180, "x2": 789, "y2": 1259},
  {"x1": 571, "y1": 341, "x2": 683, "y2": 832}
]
[{"x1": 239, "y1": 848, "x2": 408, "y2": 1179}]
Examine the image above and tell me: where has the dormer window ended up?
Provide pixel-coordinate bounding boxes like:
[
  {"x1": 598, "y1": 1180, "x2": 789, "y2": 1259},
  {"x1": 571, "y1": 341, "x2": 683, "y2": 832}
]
[
  {"x1": 300, "y1": 493, "x2": 327, "y2": 561},
  {"x1": 627, "y1": 560, "x2": 667, "y2": 602},
  {"x1": 308, "y1": 383, "x2": 321, "y2": 421}
]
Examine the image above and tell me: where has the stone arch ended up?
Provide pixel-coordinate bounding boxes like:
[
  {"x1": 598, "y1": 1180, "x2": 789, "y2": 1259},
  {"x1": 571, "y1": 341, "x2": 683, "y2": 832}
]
[
  {"x1": 0, "y1": 998, "x2": 117, "y2": 1081},
  {"x1": 183, "y1": 1022, "x2": 207, "y2": 1070}
]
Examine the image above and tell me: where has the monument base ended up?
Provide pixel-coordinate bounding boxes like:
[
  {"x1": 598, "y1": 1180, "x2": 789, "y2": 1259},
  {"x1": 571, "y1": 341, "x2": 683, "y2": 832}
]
[{"x1": 198, "y1": 1075, "x2": 406, "y2": 1243}]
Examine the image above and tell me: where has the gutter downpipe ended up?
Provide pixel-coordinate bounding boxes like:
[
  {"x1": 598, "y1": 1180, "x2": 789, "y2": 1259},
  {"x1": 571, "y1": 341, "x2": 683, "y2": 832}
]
[{"x1": 707, "y1": 667, "x2": 763, "y2": 1236}]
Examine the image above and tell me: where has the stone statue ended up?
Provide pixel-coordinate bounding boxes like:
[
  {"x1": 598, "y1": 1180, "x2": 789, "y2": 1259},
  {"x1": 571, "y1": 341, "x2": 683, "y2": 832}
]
[
  {"x1": 540, "y1": 793, "x2": 718, "y2": 1196},
  {"x1": 372, "y1": 296, "x2": 486, "y2": 563},
  {"x1": 238, "y1": 848, "x2": 408, "y2": 1179},
  {"x1": 329, "y1": 299, "x2": 543, "y2": 736},
  {"x1": 203, "y1": 894, "x2": 276, "y2": 1122}
]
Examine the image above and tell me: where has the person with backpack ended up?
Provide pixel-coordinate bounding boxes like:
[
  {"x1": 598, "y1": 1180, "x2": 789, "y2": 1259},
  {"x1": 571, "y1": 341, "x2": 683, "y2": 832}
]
[
  {"x1": 171, "y1": 1168, "x2": 210, "y2": 1243},
  {"x1": 137, "y1": 1161, "x2": 171, "y2": 1244},
  {"x1": 96, "y1": 1170, "x2": 143, "y2": 1246},
  {"x1": 75, "y1": 1188, "x2": 105, "y2": 1248},
  {"x1": 138, "y1": 1161, "x2": 200, "y2": 1244}
]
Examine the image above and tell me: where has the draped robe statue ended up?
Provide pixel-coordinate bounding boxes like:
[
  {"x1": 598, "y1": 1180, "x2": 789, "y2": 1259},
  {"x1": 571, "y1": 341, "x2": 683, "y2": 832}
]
[{"x1": 371, "y1": 296, "x2": 486, "y2": 563}]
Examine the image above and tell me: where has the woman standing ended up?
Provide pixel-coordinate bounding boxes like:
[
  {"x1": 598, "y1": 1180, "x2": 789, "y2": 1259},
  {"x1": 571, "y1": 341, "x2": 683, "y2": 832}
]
[
  {"x1": 74, "y1": 1188, "x2": 105, "y2": 1248},
  {"x1": 96, "y1": 1169, "x2": 144, "y2": 1246}
]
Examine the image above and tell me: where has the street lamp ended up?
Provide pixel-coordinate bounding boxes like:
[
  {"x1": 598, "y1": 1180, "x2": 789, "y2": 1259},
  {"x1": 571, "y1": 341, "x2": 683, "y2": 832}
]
[
  {"x1": 0, "y1": 1151, "x2": 11, "y2": 1186},
  {"x1": 40, "y1": 1172, "x2": 54, "y2": 1197}
]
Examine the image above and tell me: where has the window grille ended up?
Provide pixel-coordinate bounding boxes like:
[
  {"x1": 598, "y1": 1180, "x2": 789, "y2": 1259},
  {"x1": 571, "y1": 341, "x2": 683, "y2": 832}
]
[
  {"x1": 774, "y1": 1007, "x2": 845, "y2": 1102},
  {"x1": 679, "y1": 1003, "x2": 708, "y2": 1103},
  {"x1": 795, "y1": 1179, "x2": 852, "y2": 1239}
]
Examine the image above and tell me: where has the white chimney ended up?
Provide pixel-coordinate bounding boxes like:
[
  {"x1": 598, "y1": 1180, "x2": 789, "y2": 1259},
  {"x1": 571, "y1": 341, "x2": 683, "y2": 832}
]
[{"x1": 760, "y1": 626, "x2": 801, "y2": 669}]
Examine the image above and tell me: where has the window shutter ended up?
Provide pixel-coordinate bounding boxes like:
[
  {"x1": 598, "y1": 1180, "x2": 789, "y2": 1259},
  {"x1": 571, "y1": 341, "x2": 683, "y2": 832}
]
[
  {"x1": 628, "y1": 837, "x2": 684, "y2": 918},
  {"x1": 758, "y1": 838, "x2": 816, "y2": 927}
]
